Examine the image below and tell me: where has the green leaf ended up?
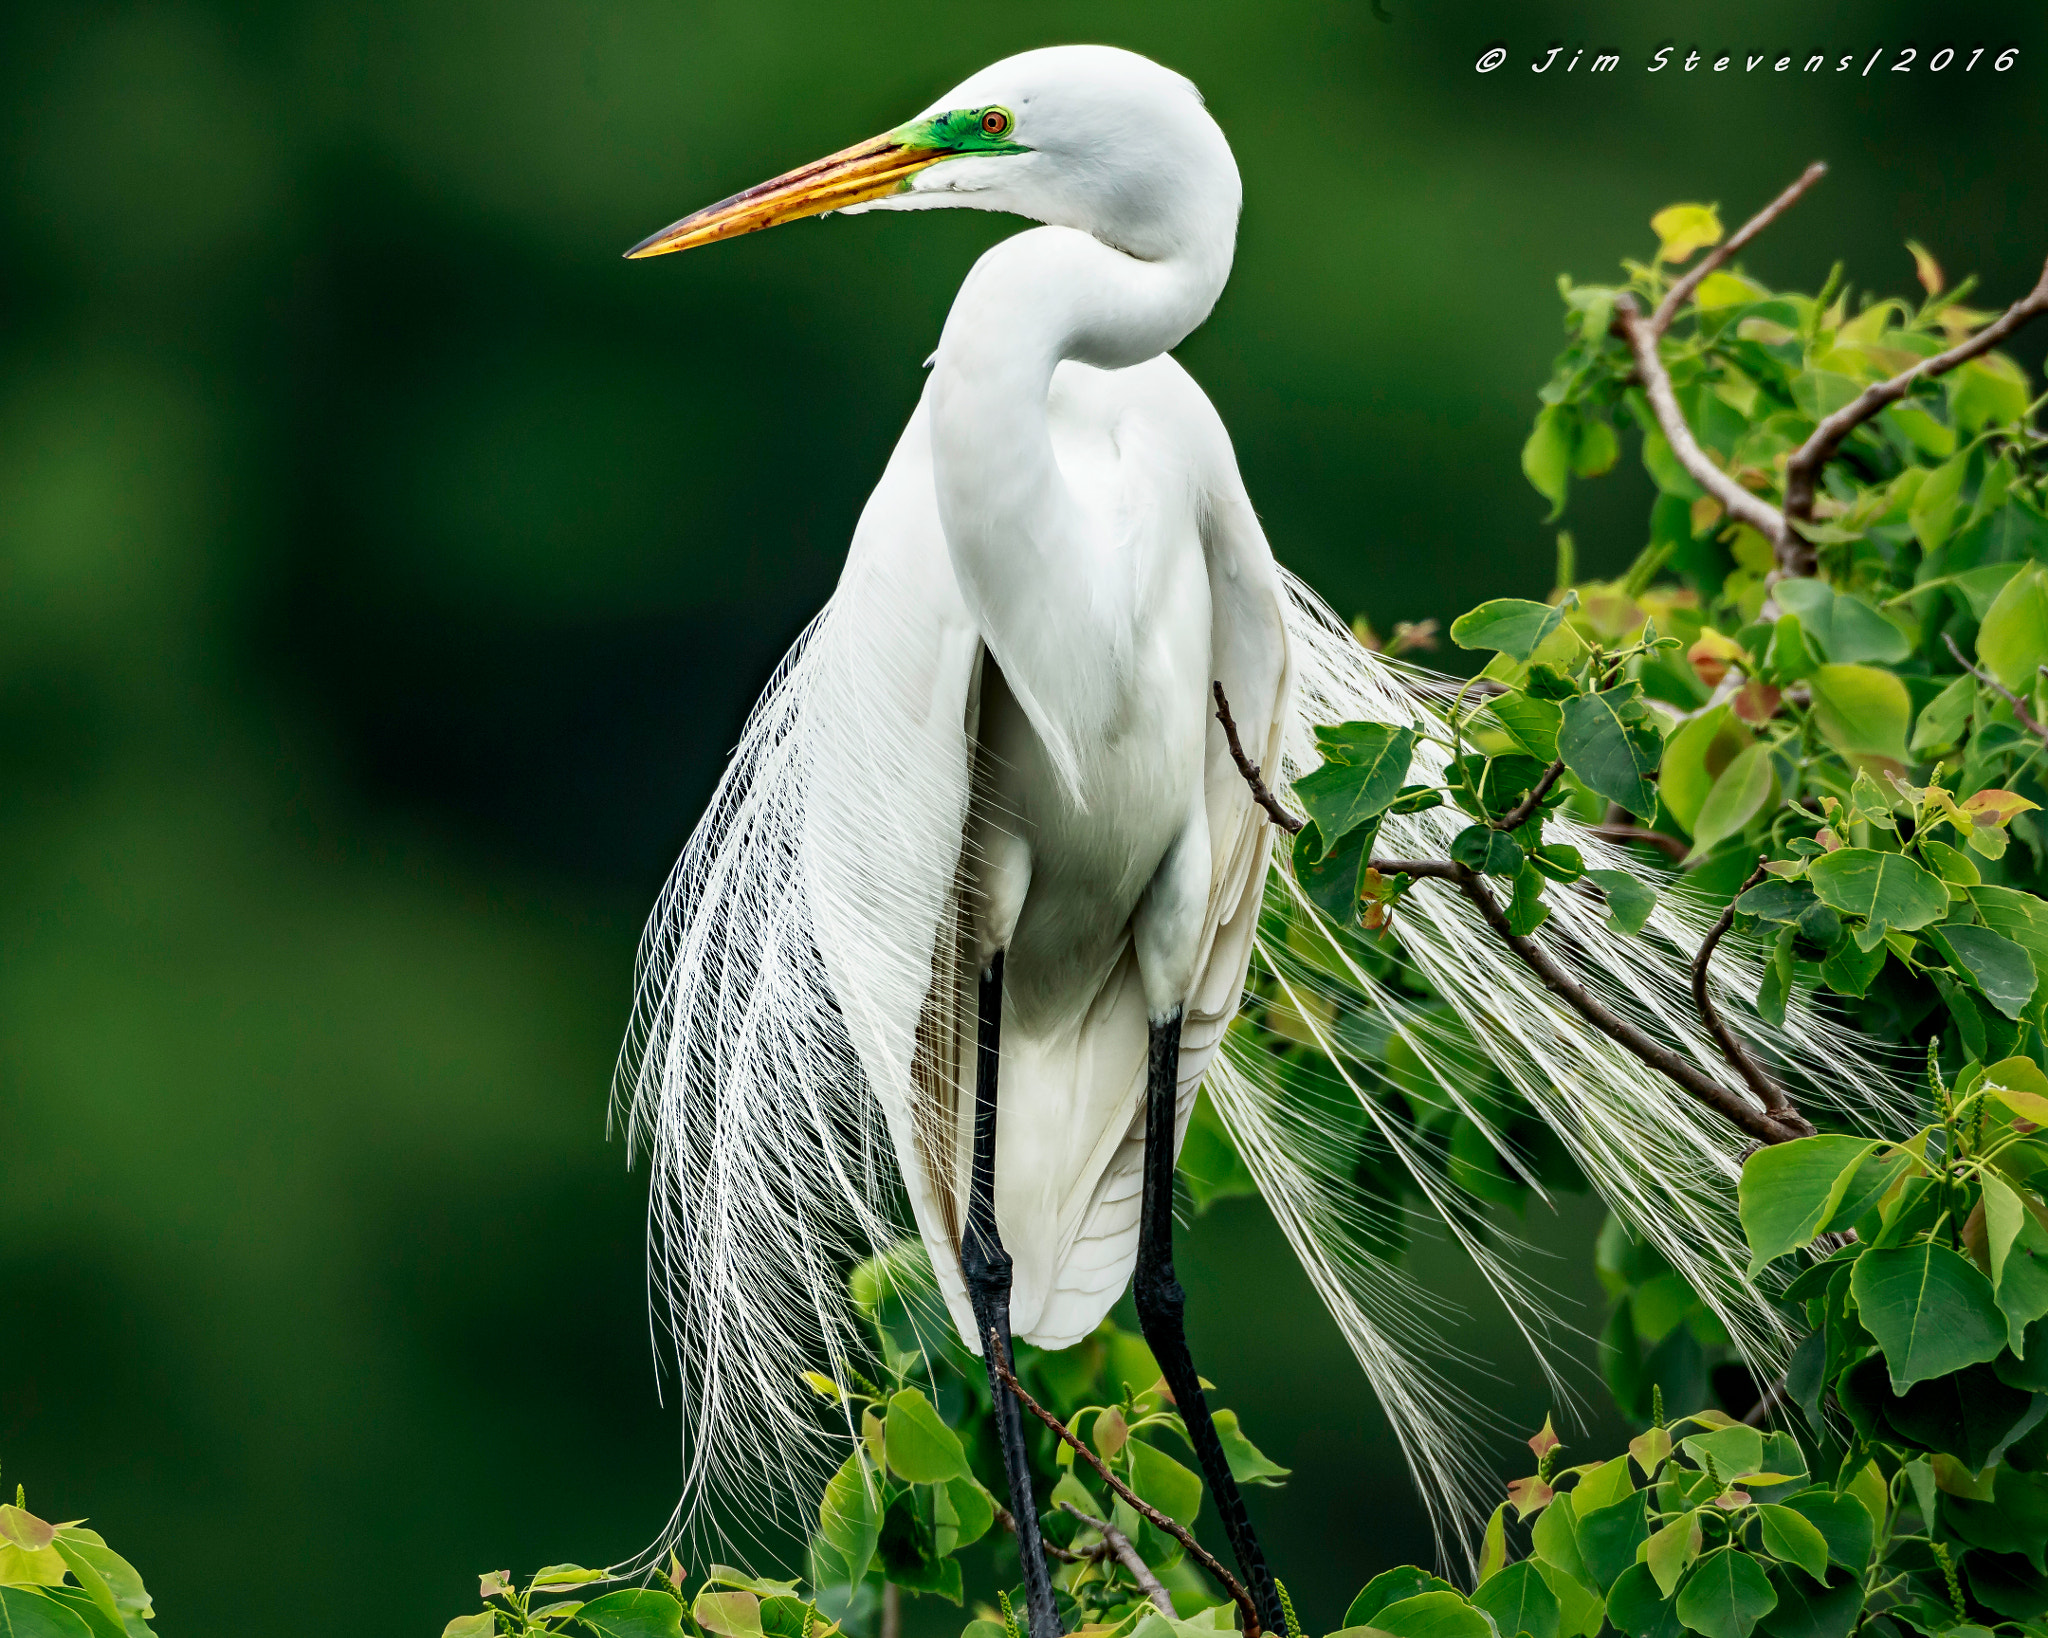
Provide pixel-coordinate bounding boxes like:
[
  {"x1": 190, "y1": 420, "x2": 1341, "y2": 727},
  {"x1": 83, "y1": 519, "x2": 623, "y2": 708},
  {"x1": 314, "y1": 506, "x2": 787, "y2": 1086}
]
[
  {"x1": 1574, "y1": 1456, "x2": 1637, "y2": 1514},
  {"x1": 1951, "y1": 352, "x2": 2032, "y2": 434},
  {"x1": 1127, "y1": 1438, "x2": 1202, "y2": 1526},
  {"x1": 814, "y1": 1452, "x2": 879, "y2": 1587},
  {"x1": 1806, "y1": 665, "x2": 1911, "y2": 762},
  {"x1": 1660, "y1": 707, "x2": 1751, "y2": 833},
  {"x1": 1819, "y1": 935, "x2": 1886, "y2": 998},
  {"x1": 695, "y1": 1591, "x2": 766, "y2": 1638},
  {"x1": 940, "y1": 1476, "x2": 996, "y2": 1552},
  {"x1": 1674, "y1": 1548, "x2": 1777, "y2": 1638},
  {"x1": 1523, "y1": 409, "x2": 1573, "y2": 518},
  {"x1": 1473, "y1": 1561, "x2": 1562, "y2": 1638},
  {"x1": 1909, "y1": 674, "x2": 1975, "y2": 756},
  {"x1": 1756, "y1": 925, "x2": 1795, "y2": 1029},
  {"x1": 884, "y1": 1388, "x2": 969, "y2": 1484},
  {"x1": 1738, "y1": 1136, "x2": 1883, "y2": 1273},
  {"x1": 1969, "y1": 885, "x2": 2048, "y2": 993},
  {"x1": 1756, "y1": 1507, "x2": 1829, "y2": 1582},
  {"x1": 1680, "y1": 1424, "x2": 1763, "y2": 1480},
  {"x1": 1607, "y1": 1566, "x2": 1684, "y2": 1638},
  {"x1": 1210, "y1": 1408, "x2": 1290, "y2": 1486},
  {"x1": 1652, "y1": 204, "x2": 1723, "y2": 262},
  {"x1": 1535, "y1": 1561, "x2": 1607, "y2": 1638},
  {"x1": 1777, "y1": 1491, "x2": 1873, "y2": 1571},
  {"x1": 578, "y1": 1590, "x2": 690, "y2": 1638},
  {"x1": 1762, "y1": 615, "x2": 1818, "y2": 685},
  {"x1": 1577, "y1": 1491, "x2": 1651, "y2": 1590},
  {"x1": 1294, "y1": 728, "x2": 1419, "y2": 848},
  {"x1": 1806, "y1": 850, "x2": 1947, "y2": 936},
  {"x1": 1532, "y1": 1492, "x2": 1595, "y2": 1589},
  {"x1": 1372, "y1": 1591, "x2": 1497, "y2": 1638},
  {"x1": 1494, "y1": 691, "x2": 1564, "y2": 762},
  {"x1": 1927, "y1": 923, "x2": 2038, "y2": 1019},
  {"x1": 1982, "y1": 1172, "x2": 2048, "y2": 1351},
  {"x1": 1886, "y1": 1361, "x2": 2036, "y2": 1468},
  {"x1": 1978, "y1": 564, "x2": 2048, "y2": 693},
  {"x1": 1560, "y1": 687, "x2": 1664, "y2": 821},
  {"x1": 1574, "y1": 418, "x2": 1620, "y2": 480},
  {"x1": 1294, "y1": 819, "x2": 1372, "y2": 926},
  {"x1": 0, "y1": 1589, "x2": 94, "y2": 1638},
  {"x1": 1587, "y1": 869, "x2": 1657, "y2": 935},
  {"x1": 1451, "y1": 824, "x2": 1526, "y2": 878},
  {"x1": 1452, "y1": 596, "x2": 1573, "y2": 660},
  {"x1": 1849, "y1": 1240, "x2": 2008, "y2": 1390},
  {"x1": 1755, "y1": 1567, "x2": 1862, "y2": 1638},
  {"x1": 1686, "y1": 743, "x2": 1777, "y2": 861},
  {"x1": 1644, "y1": 1510, "x2": 1703, "y2": 1598},
  {"x1": 1479, "y1": 1505, "x2": 1509, "y2": 1585},
  {"x1": 1345, "y1": 1570, "x2": 1459, "y2": 1628},
  {"x1": 1506, "y1": 863, "x2": 1552, "y2": 937}
]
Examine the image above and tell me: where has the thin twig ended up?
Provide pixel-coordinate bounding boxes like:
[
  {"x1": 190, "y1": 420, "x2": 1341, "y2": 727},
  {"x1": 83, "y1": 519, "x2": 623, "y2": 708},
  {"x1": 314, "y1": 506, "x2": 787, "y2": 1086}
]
[
  {"x1": 1370, "y1": 858, "x2": 1812, "y2": 1143},
  {"x1": 991, "y1": 1351, "x2": 1260, "y2": 1637},
  {"x1": 1591, "y1": 823, "x2": 1690, "y2": 862},
  {"x1": 1692, "y1": 859, "x2": 1797, "y2": 1118},
  {"x1": 1945, "y1": 631, "x2": 2048, "y2": 744},
  {"x1": 1614, "y1": 292, "x2": 1792, "y2": 561},
  {"x1": 992, "y1": 1501, "x2": 1084, "y2": 1564},
  {"x1": 1057, "y1": 1502, "x2": 1176, "y2": 1616},
  {"x1": 1650, "y1": 162, "x2": 1830, "y2": 335},
  {"x1": 1494, "y1": 760, "x2": 1566, "y2": 832},
  {"x1": 1214, "y1": 681, "x2": 1302, "y2": 835},
  {"x1": 1785, "y1": 255, "x2": 2048, "y2": 529}
]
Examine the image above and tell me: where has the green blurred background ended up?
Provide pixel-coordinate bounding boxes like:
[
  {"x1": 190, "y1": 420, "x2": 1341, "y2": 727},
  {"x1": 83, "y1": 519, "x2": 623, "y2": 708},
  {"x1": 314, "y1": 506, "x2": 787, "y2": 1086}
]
[{"x1": 4, "y1": 0, "x2": 2044, "y2": 1631}]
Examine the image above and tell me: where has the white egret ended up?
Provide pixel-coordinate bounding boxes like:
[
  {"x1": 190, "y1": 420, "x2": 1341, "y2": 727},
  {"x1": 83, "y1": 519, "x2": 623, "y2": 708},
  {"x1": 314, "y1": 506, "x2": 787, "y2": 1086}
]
[{"x1": 615, "y1": 44, "x2": 1876, "y2": 1632}]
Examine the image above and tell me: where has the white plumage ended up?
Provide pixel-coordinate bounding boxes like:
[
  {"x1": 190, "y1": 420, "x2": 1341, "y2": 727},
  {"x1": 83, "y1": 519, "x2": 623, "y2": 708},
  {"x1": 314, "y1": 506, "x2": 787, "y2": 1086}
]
[{"x1": 613, "y1": 44, "x2": 1896, "y2": 1561}]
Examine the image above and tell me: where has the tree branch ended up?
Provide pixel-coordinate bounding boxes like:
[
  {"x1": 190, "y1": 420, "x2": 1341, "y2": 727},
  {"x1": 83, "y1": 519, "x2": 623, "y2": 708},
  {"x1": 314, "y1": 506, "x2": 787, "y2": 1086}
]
[
  {"x1": 1057, "y1": 1502, "x2": 1176, "y2": 1616},
  {"x1": 1591, "y1": 823, "x2": 1690, "y2": 862},
  {"x1": 1614, "y1": 292, "x2": 1794, "y2": 565},
  {"x1": 1650, "y1": 162, "x2": 1830, "y2": 336},
  {"x1": 1371, "y1": 858, "x2": 1812, "y2": 1143},
  {"x1": 1784, "y1": 255, "x2": 2048, "y2": 530},
  {"x1": 1691, "y1": 859, "x2": 1799, "y2": 1119},
  {"x1": 991, "y1": 1501, "x2": 1084, "y2": 1564},
  {"x1": 991, "y1": 1353, "x2": 1260, "y2": 1637},
  {"x1": 1214, "y1": 681, "x2": 1302, "y2": 835}
]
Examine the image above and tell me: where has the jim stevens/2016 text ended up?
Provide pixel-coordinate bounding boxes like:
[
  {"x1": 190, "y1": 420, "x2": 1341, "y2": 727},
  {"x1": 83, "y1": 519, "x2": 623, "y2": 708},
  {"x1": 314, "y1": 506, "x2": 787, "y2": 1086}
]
[{"x1": 1474, "y1": 43, "x2": 2020, "y2": 75}]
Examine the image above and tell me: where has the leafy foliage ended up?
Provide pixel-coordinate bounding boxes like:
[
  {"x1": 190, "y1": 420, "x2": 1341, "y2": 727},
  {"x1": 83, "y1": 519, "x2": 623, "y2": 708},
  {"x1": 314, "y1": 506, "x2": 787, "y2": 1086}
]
[{"x1": 0, "y1": 1474, "x2": 159, "y2": 1638}]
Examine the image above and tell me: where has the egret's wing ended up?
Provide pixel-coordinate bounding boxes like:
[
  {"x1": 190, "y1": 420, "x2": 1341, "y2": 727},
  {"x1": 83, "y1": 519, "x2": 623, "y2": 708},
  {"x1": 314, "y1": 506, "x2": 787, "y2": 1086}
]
[{"x1": 616, "y1": 393, "x2": 982, "y2": 1550}]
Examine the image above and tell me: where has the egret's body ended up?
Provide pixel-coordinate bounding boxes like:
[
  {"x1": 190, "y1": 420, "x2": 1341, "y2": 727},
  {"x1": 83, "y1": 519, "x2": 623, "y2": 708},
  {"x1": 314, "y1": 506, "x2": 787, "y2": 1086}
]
[
  {"x1": 617, "y1": 43, "x2": 1873, "y2": 1630},
  {"x1": 818, "y1": 342, "x2": 1284, "y2": 1350}
]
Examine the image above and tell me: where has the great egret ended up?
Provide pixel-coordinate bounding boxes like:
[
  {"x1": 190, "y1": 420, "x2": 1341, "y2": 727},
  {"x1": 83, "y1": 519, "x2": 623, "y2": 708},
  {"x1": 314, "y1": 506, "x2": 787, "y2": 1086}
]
[{"x1": 615, "y1": 44, "x2": 1872, "y2": 1633}]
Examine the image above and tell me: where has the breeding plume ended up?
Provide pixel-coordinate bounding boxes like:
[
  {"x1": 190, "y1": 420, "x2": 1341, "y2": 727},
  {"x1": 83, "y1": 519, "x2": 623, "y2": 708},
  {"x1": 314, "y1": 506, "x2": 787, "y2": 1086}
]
[{"x1": 615, "y1": 46, "x2": 1868, "y2": 1632}]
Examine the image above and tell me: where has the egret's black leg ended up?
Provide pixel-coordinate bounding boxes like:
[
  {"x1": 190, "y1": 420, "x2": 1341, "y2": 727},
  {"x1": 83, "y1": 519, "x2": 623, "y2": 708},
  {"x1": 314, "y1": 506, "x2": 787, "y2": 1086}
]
[
  {"x1": 960, "y1": 953, "x2": 1062, "y2": 1638},
  {"x1": 1133, "y1": 1009, "x2": 1285, "y2": 1637}
]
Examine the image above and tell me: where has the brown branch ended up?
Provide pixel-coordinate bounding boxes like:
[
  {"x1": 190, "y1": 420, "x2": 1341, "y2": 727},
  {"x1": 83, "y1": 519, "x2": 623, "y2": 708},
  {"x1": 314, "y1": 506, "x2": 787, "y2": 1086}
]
[
  {"x1": 1650, "y1": 162, "x2": 1830, "y2": 336},
  {"x1": 1692, "y1": 859, "x2": 1801, "y2": 1121},
  {"x1": 1591, "y1": 823, "x2": 1690, "y2": 862},
  {"x1": 1370, "y1": 858, "x2": 1812, "y2": 1144},
  {"x1": 991, "y1": 1500, "x2": 1084, "y2": 1564},
  {"x1": 1214, "y1": 681, "x2": 1302, "y2": 835},
  {"x1": 1945, "y1": 631, "x2": 2048, "y2": 744},
  {"x1": 991, "y1": 1351, "x2": 1259, "y2": 1637},
  {"x1": 1057, "y1": 1502, "x2": 1176, "y2": 1616},
  {"x1": 1785, "y1": 255, "x2": 2048, "y2": 532},
  {"x1": 1494, "y1": 760, "x2": 1566, "y2": 832},
  {"x1": 1614, "y1": 292, "x2": 1793, "y2": 565}
]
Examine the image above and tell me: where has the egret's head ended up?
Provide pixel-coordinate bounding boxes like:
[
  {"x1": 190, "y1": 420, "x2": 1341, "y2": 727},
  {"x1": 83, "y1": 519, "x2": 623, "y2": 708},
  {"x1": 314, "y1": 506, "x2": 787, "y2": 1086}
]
[{"x1": 625, "y1": 46, "x2": 1237, "y2": 264}]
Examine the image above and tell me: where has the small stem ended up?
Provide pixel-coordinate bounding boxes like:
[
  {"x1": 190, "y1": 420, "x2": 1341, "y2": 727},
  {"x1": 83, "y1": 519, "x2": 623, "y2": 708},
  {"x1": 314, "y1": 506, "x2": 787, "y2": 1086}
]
[
  {"x1": 1944, "y1": 632, "x2": 2048, "y2": 744},
  {"x1": 1214, "y1": 681, "x2": 1303, "y2": 835},
  {"x1": 1495, "y1": 760, "x2": 1566, "y2": 832},
  {"x1": 1591, "y1": 823, "x2": 1690, "y2": 862},
  {"x1": 991, "y1": 1353, "x2": 1260, "y2": 1637},
  {"x1": 991, "y1": 1500, "x2": 1084, "y2": 1564},
  {"x1": 1057, "y1": 1502, "x2": 1176, "y2": 1616},
  {"x1": 1692, "y1": 859, "x2": 1797, "y2": 1118}
]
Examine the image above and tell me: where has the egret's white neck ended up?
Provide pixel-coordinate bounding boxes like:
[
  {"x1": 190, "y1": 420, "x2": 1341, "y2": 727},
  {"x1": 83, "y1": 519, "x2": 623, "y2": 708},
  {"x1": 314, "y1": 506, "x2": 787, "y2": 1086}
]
[{"x1": 927, "y1": 207, "x2": 1234, "y2": 781}]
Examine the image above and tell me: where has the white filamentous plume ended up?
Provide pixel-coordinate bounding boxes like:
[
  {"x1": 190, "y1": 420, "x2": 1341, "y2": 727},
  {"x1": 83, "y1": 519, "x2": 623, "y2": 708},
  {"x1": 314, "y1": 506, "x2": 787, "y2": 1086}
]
[{"x1": 614, "y1": 569, "x2": 1902, "y2": 1568}]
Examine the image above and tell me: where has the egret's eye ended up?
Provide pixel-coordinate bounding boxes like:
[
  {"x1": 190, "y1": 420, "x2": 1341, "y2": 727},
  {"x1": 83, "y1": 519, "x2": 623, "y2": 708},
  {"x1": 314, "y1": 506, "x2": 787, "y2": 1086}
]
[{"x1": 980, "y1": 108, "x2": 1012, "y2": 137}]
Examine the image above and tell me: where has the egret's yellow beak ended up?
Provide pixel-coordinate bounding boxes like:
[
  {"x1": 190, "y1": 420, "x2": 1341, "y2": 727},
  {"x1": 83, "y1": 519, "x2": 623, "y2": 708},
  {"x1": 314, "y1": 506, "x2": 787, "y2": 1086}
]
[{"x1": 624, "y1": 131, "x2": 950, "y2": 259}]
